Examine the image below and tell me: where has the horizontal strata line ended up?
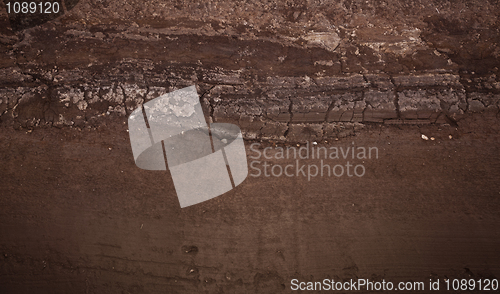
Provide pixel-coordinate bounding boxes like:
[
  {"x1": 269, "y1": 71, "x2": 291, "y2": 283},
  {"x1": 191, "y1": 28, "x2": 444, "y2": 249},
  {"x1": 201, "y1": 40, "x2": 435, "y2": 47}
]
[
  {"x1": 0, "y1": 73, "x2": 498, "y2": 139},
  {"x1": 0, "y1": 72, "x2": 465, "y2": 87}
]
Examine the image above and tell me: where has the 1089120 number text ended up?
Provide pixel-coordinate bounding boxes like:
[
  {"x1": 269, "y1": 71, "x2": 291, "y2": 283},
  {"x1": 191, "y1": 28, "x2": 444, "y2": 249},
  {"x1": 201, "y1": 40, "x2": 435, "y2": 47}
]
[{"x1": 5, "y1": 2, "x2": 60, "y2": 14}]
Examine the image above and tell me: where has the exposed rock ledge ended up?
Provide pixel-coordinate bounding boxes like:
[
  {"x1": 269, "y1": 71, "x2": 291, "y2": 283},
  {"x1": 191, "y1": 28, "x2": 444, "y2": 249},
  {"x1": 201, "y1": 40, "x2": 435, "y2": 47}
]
[{"x1": 1, "y1": 0, "x2": 499, "y2": 141}]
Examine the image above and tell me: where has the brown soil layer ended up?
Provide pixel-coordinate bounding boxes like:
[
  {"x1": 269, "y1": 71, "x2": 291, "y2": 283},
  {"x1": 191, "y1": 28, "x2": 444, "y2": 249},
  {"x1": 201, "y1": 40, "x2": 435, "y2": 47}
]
[
  {"x1": 1, "y1": 116, "x2": 500, "y2": 293},
  {"x1": 1, "y1": 0, "x2": 500, "y2": 293}
]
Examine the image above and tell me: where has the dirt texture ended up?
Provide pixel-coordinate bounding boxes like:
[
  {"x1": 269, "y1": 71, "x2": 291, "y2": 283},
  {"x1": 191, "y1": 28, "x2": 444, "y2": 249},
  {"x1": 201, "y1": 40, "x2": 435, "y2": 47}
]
[
  {"x1": 1, "y1": 0, "x2": 500, "y2": 293},
  {"x1": 1, "y1": 116, "x2": 500, "y2": 293},
  {"x1": 0, "y1": 0, "x2": 500, "y2": 139}
]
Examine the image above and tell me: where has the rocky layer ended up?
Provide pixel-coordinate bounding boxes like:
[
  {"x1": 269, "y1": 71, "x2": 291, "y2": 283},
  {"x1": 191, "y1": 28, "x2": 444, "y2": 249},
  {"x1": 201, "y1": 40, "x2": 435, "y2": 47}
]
[{"x1": 0, "y1": 0, "x2": 499, "y2": 141}]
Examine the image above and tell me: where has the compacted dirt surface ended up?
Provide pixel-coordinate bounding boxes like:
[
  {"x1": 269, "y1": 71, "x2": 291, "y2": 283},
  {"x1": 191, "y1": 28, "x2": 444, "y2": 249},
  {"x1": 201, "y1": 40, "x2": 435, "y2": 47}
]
[
  {"x1": 1, "y1": 0, "x2": 500, "y2": 293},
  {"x1": 1, "y1": 116, "x2": 499, "y2": 293}
]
